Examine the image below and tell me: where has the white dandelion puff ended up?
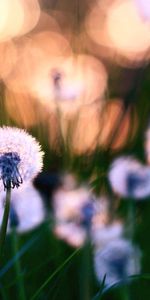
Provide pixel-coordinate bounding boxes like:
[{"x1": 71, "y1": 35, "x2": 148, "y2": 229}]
[
  {"x1": 52, "y1": 177, "x2": 95, "y2": 247},
  {"x1": 0, "y1": 126, "x2": 44, "y2": 190},
  {"x1": 0, "y1": 184, "x2": 45, "y2": 233},
  {"x1": 108, "y1": 156, "x2": 150, "y2": 199},
  {"x1": 53, "y1": 184, "x2": 93, "y2": 221},
  {"x1": 94, "y1": 238, "x2": 141, "y2": 287}
]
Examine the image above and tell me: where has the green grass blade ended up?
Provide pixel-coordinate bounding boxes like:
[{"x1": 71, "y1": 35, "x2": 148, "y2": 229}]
[{"x1": 31, "y1": 248, "x2": 80, "y2": 300}]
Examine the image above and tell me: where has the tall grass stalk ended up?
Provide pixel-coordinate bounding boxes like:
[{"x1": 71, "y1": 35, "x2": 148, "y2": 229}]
[{"x1": 11, "y1": 229, "x2": 26, "y2": 300}]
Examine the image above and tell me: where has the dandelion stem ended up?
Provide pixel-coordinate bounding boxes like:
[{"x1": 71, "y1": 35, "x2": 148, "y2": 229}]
[
  {"x1": 121, "y1": 286, "x2": 131, "y2": 300},
  {"x1": 128, "y1": 198, "x2": 135, "y2": 242},
  {"x1": 80, "y1": 240, "x2": 91, "y2": 300},
  {"x1": 0, "y1": 187, "x2": 11, "y2": 262},
  {"x1": 0, "y1": 284, "x2": 7, "y2": 300},
  {"x1": 11, "y1": 229, "x2": 26, "y2": 300}
]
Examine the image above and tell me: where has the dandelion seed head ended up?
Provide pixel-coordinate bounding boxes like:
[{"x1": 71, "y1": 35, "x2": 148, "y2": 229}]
[
  {"x1": 108, "y1": 156, "x2": 150, "y2": 199},
  {"x1": 0, "y1": 152, "x2": 22, "y2": 189},
  {"x1": 0, "y1": 127, "x2": 44, "y2": 190},
  {"x1": 53, "y1": 186, "x2": 92, "y2": 220},
  {"x1": 80, "y1": 202, "x2": 95, "y2": 229},
  {"x1": 94, "y1": 239, "x2": 141, "y2": 286},
  {"x1": 53, "y1": 182, "x2": 95, "y2": 247}
]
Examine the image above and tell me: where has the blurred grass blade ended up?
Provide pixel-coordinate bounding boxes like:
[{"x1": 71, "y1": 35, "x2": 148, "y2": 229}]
[
  {"x1": 98, "y1": 274, "x2": 150, "y2": 298},
  {"x1": 92, "y1": 275, "x2": 106, "y2": 300},
  {"x1": 0, "y1": 232, "x2": 41, "y2": 278},
  {"x1": 0, "y1": 284, "x2": 7, "y2": 300},
  {"x1": 31, "y1": 248, "x2": 80, "y2": 300},
  {"x1": 11, "y1": 229, "x2": 26, "y2": 300},
  {"x1": 5, "y1": 255, "x2": 57, "y2": 289}
]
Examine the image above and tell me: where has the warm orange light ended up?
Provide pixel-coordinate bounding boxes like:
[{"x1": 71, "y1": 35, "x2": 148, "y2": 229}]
[
  {"x1": 5, "y1": 42, "x2": 107, "y2": 114},
  {"x1": 4, "y1": 89, "x2": 48, "y2": 128},
  {"x1": 32, "y1": 11, "x2": 61, "y2": 34},
  {"x1": 99, "y1": 99, "x2": 137, "y2": 150},
  {"x1": 19, "y1": 0, "x2": 41, "y2": 36},
  {"x1": 106, "y1": 0, "x2": 150, "y2": 54},
  {"x1": 0, "y1": 41, "x2": 17, "y2": 79},
  {"x1": 85, "y1": 0, "x2": 150, "y2": 67},
  {"x1": 48, "y1": 112, "x2": 61, "y2": 150},
  {"x1": 48, "y1": 101, "x2": 103, "y2": 154},
  {"x1": 0, "y1": 0, "x2": 40, "y2": 42},
  {"x1": 48, "y1": 99, "x2": 137, "y2": 153},
  {"x1": 30, "y1": 54, "x2": 107, "y2": 113},
  {"x1": 70, "y1": 102, "x2": 102, "y2": 155},
  {"x1": 0, "y1": 0, "x2": 14, "y2": 41},
  {"x1": 4, "y1": 31, "x2": 72, "y2": 94}
]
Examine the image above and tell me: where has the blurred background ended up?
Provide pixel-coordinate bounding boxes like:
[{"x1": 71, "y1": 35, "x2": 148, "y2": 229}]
[{"x1": 1, "y1": 0, "x2": 150, "y2": 299}]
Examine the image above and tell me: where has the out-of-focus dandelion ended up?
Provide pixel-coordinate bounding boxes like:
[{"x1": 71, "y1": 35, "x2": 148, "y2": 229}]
[
  {"x1": 0, "y1": 184, "x2": 45, "y2": 233},
  {"x1": 53, "y1": 185, "x2": 93, "y2": 223},
  {"x1": 53, "y1": 177, "x2": 111, "y2": 247},
  {"x1": 49, "y1": 54, "x2": 107, "y2": 110},
  {"x1": 54, "y1": 222, "x2": 88, "y2": 248},
  {"x1": 5, "y1": 44, "x2": 107, "y2": 114},
  {"x1": 108, "y1": 156, "x2": 150, "y2": 199},
  {"x1": 92, "y1": 219, "x2": 141, "y2": 286},
  {"x1": 94, "y1": 238, "x2": 141, "y2": 287},
  {"x1": 5, "y1": 31, "x2": 72, "y2": 95},
  {"x1": 48, "y1": 56, "x2": 107, "y2": 152},
  {"x1": 33, "y1": 53, "x2": 107, "y2": 115},
  {"x1": 0, "y1": 126, "x2": 44, "y2": 260},
  {"x1": 53, "y1": 174, "x2": 95, "y2": 247}
]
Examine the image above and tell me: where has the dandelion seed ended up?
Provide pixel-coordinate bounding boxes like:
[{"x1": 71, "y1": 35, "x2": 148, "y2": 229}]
[{"x1": 0, "y1": 126, "x2": 44, "y2": 190}]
